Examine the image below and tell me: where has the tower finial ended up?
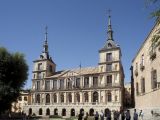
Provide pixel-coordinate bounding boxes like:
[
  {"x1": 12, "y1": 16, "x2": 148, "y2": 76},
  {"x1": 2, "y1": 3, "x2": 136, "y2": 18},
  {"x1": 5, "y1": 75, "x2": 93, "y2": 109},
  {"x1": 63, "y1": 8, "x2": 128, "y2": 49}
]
[
  {"x1": 45, "y1": 26, "x2": 48, "y2": 42},
  {"x1": 107, "y1": 9, "x2": 113, "y2": 41}
]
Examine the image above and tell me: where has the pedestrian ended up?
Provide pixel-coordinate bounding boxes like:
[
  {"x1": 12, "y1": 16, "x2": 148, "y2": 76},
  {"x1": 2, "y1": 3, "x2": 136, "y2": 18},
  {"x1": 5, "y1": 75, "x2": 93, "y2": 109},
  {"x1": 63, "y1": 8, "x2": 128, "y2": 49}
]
[
  {"x1": 139, "y1": 110, "x2": 144, "y2": 120},
  {"x1": 95, "y1": 111, "x2": 99, "y2": 120},
  {"x1": 121, "y1": 110, "x2": 125, "y2": 120},
  {"x1": 125, "y1": 110, "x2": 131, "y2": 120},
  {"x1": 100, "y1": 110, "x2": 104, "y2": 120},
  {"x1": 133, "y1": 109, "x2": 138, "y2": 120},
  {"x1": 106, "y1": 111, "x2": 111, "y2": 120},
  {"x1": 78, "y1": 111, "x2": 84, "y2": 120},
  {"x1": 84, "y1": 112, "x2": 88, "y2": 120}
]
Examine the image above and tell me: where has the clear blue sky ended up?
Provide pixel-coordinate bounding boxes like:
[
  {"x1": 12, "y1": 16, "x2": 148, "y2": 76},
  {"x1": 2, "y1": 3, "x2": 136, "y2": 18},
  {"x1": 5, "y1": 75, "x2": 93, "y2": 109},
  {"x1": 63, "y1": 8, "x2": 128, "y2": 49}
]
[{"x1": 0, "y1": 0, "x2": 157, "y2": 89}]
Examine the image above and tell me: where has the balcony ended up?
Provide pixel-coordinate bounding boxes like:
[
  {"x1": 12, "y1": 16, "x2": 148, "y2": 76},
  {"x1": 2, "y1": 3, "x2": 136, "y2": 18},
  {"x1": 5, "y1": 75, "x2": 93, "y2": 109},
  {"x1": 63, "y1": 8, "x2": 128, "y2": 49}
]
[{"x1": 134, "y1": 69, "x2": 138, "y2": 76}]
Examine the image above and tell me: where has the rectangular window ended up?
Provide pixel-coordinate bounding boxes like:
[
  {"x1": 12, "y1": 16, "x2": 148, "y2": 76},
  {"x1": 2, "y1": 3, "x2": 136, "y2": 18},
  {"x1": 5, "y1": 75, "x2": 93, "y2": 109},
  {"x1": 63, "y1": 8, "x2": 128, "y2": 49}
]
[
  {"x1": 151, "y1": 70, "x2": 157, "y2": 89},
  {"x1": 136, "y1": 82, "x2": 139, "y2": 95},
  {"x1": 37, "y1": 73, "x2": 42, "y2": 79},
  {"x1": 75, "y1": 78, "x2": 80, "y2": 88},
  {"x1": 106, "y1": 53, "x2": 112, "y2": 61},
  {"x1": 84, "y1": 77, "x2": 89, "y2": 88},
  {"x1": 24, "y1": 96, "x2": 28, "y2": 101},
  {"x1": 36, "y1": 81, "x2": 40, "y2": 90},
  {"x1": 45, "y1": 80, "x2": 50, "y2": 90},
  {"x1": 60, "y1": 79, "x2": 64, "y2": 89},
  {"x1": 106, "y1": 64, "x2": 112, "y2": 71},
  {"x1": 141, "y1": 78, "x2": 145, "y2": 93},
  {"x1": 107, "y1": 75, "x2": 112, "y2": 85},
  {"x1": 53, "y1": 80, "x2": 57, "y2": 89},
  {"x1": 93, "y1": 77, "x2": 98, "y2": 87},
  {"x1": 38, "y1": 63, "x2": 42, "y2": 70}
]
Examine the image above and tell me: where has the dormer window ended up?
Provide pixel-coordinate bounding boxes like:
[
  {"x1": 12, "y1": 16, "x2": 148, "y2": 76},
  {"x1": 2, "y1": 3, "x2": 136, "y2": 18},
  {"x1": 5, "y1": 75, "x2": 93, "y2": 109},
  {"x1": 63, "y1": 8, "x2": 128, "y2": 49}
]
[{"x1": 108, "y1": 43, "x2": 112, "y2": 48}]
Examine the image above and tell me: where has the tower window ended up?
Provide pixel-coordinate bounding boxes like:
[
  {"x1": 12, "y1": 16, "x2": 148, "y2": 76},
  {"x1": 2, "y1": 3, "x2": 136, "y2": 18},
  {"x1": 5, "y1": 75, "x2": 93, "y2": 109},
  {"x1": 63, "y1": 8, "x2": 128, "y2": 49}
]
[
  {"x1": 106, "y1": 64, "x2": 112, "y2": 71},
  {"x1": 108, "y1": 43, "x2": 112, "y2": 48},
  {"x1": 49, "y1": 65, "x2": 53, "y2": 72},
  {"x1": 38, "y1": 63, "x2": 42, "y2": 70},
  {"x1": 106, "y1": 53, "x2": 112, "y2": 61}
]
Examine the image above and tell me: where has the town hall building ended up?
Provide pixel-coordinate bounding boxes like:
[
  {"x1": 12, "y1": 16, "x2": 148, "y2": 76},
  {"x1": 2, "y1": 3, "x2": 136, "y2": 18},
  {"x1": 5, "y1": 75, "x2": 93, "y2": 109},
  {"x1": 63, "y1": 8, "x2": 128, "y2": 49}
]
[{"x1": 24, "y1": 15, "x2": 125, "y2": 117}]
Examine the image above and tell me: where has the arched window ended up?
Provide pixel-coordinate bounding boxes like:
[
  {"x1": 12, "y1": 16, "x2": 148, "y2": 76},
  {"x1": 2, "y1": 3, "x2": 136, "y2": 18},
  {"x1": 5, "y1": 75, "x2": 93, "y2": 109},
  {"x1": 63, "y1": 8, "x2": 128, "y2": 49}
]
[
  {"x1": 36, "y1": 94, "x2": 40, "y2": 103},
  {"x1": 62, "y1": 108, "x2": 66, "y2": 116},
  {"x1": 54, "y1": 108, "x2": 58, "y2": 115},
  {"x1": 89, "y1": 108, "x2": 94, "y2": 116},
  {"x1": 68, "y1": 93, "x2": 72, "y2": 103},
  {"x1": 46, "y1": 94, "x2": 50, "y2": 104},
  {"x1": 84, "y1": 92, "x2": 88, "y2": 102},
  {"x1": 29, "y1": 108, "x2": 32, "y2": 115},
  {"x1": 107, "y1": 92, "x2": 112, "y2": 102},
  {"x1": 93, "y1": 91, "x2": 98, "y2": 103},
  {"x1": 46, "y1": 108, "x2": 50, "y2": 115},
  {"x1": 71, "y1": 108, "x2": 75, "y2": 116},
  {"x1": 76, "y1": 93, "x2": 80, "y2": 103},
  {"x1": 61, "y1": 93, "x2": 64, "y2": 103},
  {"x1": 39, "y1": 108, "x2": 42, "y2": 115},
  {"x1": 53, "y1": 93, "x2": 57, "y2": 103}
]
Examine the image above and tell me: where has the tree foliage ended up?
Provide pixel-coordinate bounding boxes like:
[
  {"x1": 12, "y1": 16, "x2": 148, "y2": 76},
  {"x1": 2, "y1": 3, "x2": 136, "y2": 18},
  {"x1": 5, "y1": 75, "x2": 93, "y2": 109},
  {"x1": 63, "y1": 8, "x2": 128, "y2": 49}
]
[
  {"x1": 145, "y1": 0, "x2": 160, "y2": 19},
  {"x1": 0, "y1": 47, "x2": 28, "y2": 114}
]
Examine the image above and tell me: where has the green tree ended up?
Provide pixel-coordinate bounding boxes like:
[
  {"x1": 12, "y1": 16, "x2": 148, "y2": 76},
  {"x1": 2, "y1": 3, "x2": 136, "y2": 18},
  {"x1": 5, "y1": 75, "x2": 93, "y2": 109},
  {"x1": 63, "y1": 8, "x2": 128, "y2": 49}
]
[
  {"x1": 0, "y1": 47, "x2": 28, "y2": 114},
  {"x1": 146, "y1": 0, "x2": 160, "y2": 19}
]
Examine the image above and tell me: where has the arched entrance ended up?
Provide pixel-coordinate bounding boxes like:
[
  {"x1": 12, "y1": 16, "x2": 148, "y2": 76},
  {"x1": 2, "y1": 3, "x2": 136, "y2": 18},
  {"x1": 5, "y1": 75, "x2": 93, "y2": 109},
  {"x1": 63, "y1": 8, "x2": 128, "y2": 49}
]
[
  {"x1": 28, "y1": 108, "x2": 32, "y2": 115},
  {"x1": 54, "y1": 108, "x2": 58, "y2": 115},
  {"x1": 93, "y1": 91, "x2": 98, "y2": 103},
  {"x1": 71, "y1": 108, "x2": 75, "y2": 116},
  {"x1": 105, "y1": 108, "x2": 111, "y2": 117},
  {"x1": 89, "y1": 108, "x2": 94, "y2": 116},
  {"x1": 62, "y1": 108, "x2": 66, "y2": 116},
  {"x1": 80, "y1": 108, "x2": 84, "y2": 116},
  {"x1": 39, "y1": 108, "x2": 42, "y2": 115},
  {"x1": 46, "y1": 108, "x2": 50, "y2": 115}
]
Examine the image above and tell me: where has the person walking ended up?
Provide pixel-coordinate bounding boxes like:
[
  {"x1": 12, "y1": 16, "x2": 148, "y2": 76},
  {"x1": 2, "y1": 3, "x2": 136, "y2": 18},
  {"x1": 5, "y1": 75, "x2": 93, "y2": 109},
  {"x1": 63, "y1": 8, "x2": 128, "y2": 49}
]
[
  {"x1": 133, "y1": 109, "x2": 138, "y2": 120},
  {"x1": 139, "y1": 110, "x2": 144, "y2": 120},
  {"x1": 78, "y1": 111, "x2": 84, "y2": 120},
  {"x1": 121, "y1": 110, "x2": 125, "y2": 120},
  {"x1": 84, "y1": 112, "x2": 88, "y2": 120},
  {"x1": 106, "y1": 111, "x2": 111, "y2": 120},
  {"x1": 125, "y1": 110, "x2": 131, "y2": 120},
  {"x1": 95, "y1": 111, "x2": 99, "y2": 120},
  {"x1": 100, "y1": 110, "x2": 104, "y2": 120}
]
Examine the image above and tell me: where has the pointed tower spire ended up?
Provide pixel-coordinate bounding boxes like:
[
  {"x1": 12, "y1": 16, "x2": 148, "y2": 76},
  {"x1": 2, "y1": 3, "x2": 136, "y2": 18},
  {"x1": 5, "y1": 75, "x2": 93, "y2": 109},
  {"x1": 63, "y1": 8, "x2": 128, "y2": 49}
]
[
  {"x1": 43, "y1": 26, "x2": 49, "y2": 53},
  {"x1": 107, "y1": 9, "x2": 114, "y2": 41}
]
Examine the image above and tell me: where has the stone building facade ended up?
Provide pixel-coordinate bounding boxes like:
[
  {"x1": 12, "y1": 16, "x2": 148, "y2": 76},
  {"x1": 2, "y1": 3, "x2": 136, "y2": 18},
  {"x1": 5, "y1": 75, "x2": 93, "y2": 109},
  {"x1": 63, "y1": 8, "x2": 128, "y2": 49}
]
[
  {"x1": 11, "y1": 90, "x2": 31, "y2": 113},
  {"x1": 24, "y1": 15, "x2": 124, "y2": 117},
  {"x1": 131, "y1": 19, "x2": 160, "y2": 110}
]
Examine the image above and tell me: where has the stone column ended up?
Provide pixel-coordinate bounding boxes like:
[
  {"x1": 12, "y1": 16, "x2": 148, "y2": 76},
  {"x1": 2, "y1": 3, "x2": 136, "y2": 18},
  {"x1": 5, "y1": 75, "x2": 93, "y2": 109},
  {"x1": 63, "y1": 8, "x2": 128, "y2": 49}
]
[
  {"x1": 57, "y1": 92, "x2": 59, "y2": 103},
  {"x1": 98, "y1": 90, "x2": 101, "y2": 103},
  {"x1": 80, "y1": 92, "x2": 83, "y2": 103},
  {"x1": 72, "y1": 92, "x2": 74, "y2": 103},
  {"x1": 89, "y1": 91, "x2": 92, "y2": 103},
  {"x1": 89, "y1": 76, "x2": 92, "y2": 88},
  {"x1": 64, "y1": 92, "x2": 67, "y2": 104}
]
